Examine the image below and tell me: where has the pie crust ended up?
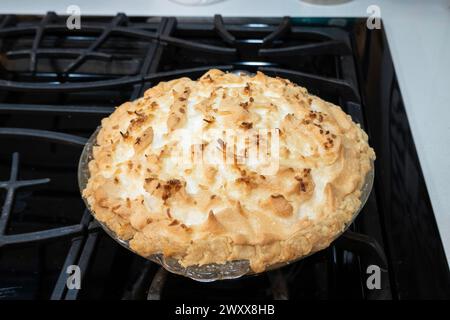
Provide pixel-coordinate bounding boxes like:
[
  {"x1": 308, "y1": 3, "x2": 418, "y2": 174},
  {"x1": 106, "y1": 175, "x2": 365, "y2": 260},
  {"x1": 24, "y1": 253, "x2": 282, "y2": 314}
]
[{"x1": 82, "y1": 70, "x2": 375, "y2": 272}]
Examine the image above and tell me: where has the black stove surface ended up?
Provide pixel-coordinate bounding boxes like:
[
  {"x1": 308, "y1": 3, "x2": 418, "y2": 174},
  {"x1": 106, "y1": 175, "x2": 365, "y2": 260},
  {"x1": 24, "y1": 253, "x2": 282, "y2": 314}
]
[{"x1": 0, "y1": 14, "x2": 448, "y2": 300}]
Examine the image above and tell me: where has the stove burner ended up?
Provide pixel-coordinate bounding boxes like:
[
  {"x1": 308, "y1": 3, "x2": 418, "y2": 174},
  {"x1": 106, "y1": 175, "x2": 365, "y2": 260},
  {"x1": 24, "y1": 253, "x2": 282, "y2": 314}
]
[{"x1": 0, "y1": 13, "x2": 448, "y2": 300}]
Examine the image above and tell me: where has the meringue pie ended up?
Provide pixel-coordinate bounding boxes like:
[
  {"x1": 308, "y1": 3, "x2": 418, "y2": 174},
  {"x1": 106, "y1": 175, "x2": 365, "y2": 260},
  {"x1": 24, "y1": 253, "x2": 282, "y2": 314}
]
[{"x1": 82, "y1": 69, "x2": 375, "y2": 272}]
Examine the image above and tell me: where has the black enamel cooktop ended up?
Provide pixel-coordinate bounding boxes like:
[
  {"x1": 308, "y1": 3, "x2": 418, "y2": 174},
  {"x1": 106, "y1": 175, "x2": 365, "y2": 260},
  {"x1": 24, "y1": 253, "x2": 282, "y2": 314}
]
[{"x1": 0, "y1": 14, "x2": 448, "y2": 300}]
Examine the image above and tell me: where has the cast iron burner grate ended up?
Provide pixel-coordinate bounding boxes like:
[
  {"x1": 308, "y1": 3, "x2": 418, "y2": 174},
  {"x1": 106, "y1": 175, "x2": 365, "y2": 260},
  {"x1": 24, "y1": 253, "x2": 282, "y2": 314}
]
[
  {"x1": 0, "y1": 12, "x2": 389, "y2": 300},
  {"x1": 0, "y1": 13, "x2": 447, "y2": 300}
]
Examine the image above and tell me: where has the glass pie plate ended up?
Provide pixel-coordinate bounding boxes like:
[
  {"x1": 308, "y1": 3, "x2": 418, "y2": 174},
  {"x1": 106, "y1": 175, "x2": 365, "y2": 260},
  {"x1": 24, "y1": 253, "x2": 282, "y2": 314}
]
[{"x1": 78, "y1": 126, "x2": 374, "y2": 282}]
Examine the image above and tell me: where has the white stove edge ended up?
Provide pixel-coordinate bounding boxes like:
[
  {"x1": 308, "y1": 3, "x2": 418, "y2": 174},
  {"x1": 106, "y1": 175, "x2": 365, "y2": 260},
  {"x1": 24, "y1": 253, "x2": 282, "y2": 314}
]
[{"x1": 0, "y1": 0, "x2": 449, "y2": 266}]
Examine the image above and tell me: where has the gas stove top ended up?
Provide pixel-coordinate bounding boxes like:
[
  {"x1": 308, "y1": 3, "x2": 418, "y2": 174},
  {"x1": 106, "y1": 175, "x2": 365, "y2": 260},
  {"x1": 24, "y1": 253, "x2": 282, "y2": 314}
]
[{"x1": 0, "y1": 14, "x2": 448, "y2": 300}]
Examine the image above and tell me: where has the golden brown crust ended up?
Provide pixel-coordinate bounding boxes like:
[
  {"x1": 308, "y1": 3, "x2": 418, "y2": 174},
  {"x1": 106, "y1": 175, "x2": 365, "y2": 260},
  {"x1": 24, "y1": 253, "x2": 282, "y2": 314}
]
[{"x1": 83, "y1": 70, "x2": 375, "y2": 272}]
